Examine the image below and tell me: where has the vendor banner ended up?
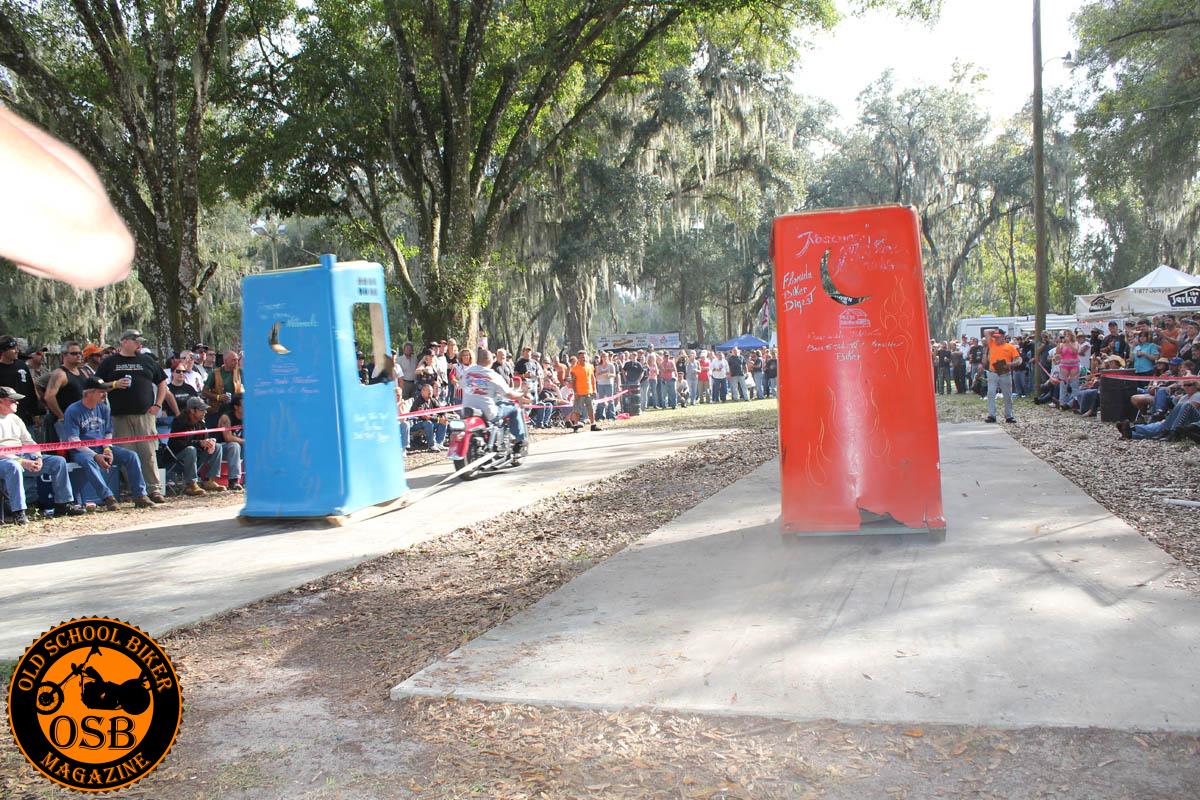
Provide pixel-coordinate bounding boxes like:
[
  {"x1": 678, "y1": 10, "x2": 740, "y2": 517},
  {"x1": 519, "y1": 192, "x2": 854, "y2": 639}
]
[
  {"x1": 596, "y1": 332, "x2": 681, "y2": 351},
  {"x1": 1076, "y1": 286, "x2": 1200, "y2": 321}
]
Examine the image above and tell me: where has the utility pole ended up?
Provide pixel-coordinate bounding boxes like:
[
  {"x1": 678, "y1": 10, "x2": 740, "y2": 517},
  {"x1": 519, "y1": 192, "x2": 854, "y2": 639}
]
[{"x1": 1032, "y1": 0, "x2": 1049, "y2": 372}]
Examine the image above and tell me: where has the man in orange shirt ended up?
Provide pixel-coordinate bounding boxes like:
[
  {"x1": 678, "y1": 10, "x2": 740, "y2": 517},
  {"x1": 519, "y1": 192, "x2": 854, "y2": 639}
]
[
  {"x1": 985, "y1": 329, "x2": 1022, "y2": 424},
  {"x1": 569, "y1": 349, "x2": 601, "y2": 432}
]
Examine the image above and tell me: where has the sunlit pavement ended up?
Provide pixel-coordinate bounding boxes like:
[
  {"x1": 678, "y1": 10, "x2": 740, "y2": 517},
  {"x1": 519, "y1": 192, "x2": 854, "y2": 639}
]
[{"x1": 397, "y1": 423, "x2": 1200, "y2": 732}]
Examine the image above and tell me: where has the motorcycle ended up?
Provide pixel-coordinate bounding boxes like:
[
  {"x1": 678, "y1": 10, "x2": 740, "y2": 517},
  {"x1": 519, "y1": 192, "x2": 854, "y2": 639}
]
[
  {"x1": 35, "y1": 645, "x2": 152, "y2": 715},
  {"x1": 446, "y1": 406, "x2": 528, "y2": 480}
]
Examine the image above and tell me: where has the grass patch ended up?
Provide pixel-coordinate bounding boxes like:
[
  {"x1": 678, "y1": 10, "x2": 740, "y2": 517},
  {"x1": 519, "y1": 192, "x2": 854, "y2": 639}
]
[
  {"x1": 0, "y1": 659, "x2": 13, "y2": 688},
  {"x1": 615, "y1": 397, "x2": 779, "y2": 432}
]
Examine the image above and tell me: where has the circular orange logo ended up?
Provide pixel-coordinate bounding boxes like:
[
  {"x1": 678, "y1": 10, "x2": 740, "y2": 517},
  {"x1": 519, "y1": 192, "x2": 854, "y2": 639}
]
[{"x1": 6, "y1": 617, "x2": 182, "y2": 792}]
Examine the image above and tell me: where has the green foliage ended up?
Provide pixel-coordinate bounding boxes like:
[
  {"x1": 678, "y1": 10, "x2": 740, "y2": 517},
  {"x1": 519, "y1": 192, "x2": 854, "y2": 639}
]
[
  {"x1": 1074, "y1": 0, "x2": 1200, "y2": 271},
  {"x1": 810, "y1": 73, "x2": 1081, "y2": 335}
]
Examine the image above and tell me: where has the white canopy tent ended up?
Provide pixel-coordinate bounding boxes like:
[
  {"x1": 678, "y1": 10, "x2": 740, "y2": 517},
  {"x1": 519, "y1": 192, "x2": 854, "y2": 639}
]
[{"x1": 1075, "y1": 265, "x2": 1200, "y2": 321}]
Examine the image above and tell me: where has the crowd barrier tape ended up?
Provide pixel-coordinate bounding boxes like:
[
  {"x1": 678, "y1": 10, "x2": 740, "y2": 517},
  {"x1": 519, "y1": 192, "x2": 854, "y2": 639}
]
[
  {"x1": 537, "y1": 388, "x2": 632, "y2": 410},
  {"x1": 8, "y1": 387, "x2": 639, "y2": 458},
  {"x1": 1096, "y1": 371, "x2": 1196, "y2": 383},
  {"x1": 398, "y1": 388, "x2": 631, "y2": 422},
  {"x1": 0, "y1": 425, "x2": 242, "y2": 458},
  {"x1": 397, "y1": 403, "x2": 464, "y2": 420}
]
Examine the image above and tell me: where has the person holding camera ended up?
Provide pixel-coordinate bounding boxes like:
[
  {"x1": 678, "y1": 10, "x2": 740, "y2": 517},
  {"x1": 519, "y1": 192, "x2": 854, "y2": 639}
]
[{"x1": 985, "y1": 330, "x2": 1021, "y2": 424}]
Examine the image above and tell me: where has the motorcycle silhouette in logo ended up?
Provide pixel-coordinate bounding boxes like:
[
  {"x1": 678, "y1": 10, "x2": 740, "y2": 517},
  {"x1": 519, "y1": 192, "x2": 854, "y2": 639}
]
[{"x1": 34, "y1": 645, "x2": 152, "y2": 716}]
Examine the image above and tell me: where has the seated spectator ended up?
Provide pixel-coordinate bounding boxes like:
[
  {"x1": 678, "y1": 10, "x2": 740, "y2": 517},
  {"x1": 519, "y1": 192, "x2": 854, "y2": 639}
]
[
  {"x1": 0, "y1": 385, "x2": 87, "y2": 523},
  {"x1": 407, "y1": 383, "x2": 447, "y2": 451},
  {"x1": 169, "y1": 397, "x2": 227, "y2": 495},
  {"x1": 533, "y1": 380, "x2": 563, "y2": 428},
  {"x1": 1032, "y1": 361, "x2": 1062, "y2": 405},
  {"x1": 1118, "y1": 379, "x2": 1200, "y2": 440},
  {"x1": 397, "y1": 393, "x2": 414, "y2": 451},
  {"x1": 216, "y1": 393, "x2": 244, "y2": 491},
  {"x1": 61, "y1": 377, "x2": 154, "y2": 511},
  {"x1": 1067, "y1": 371, "x2": 1103, "y2": 417}
]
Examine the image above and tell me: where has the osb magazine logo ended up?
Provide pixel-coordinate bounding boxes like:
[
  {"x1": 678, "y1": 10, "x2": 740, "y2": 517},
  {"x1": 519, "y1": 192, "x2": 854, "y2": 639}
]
[{"x1": 6, "y1": 617, "x2": 181, "y2": 792}]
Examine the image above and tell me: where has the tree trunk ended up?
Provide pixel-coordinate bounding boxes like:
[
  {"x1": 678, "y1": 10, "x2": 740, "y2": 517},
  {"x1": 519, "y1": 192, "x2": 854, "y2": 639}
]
[
  {"x1": 694, "y1": 307, "x2": 706, "y2": 347},
  {"x1": 562, "y1": 278, "x2": 594, "y2": 353}
]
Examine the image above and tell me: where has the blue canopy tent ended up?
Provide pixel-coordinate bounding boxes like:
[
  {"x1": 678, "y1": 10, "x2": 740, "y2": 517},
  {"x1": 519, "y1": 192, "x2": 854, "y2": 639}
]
[{"x1": 713, "y1": 334, "x2": 769, "y2": 351}]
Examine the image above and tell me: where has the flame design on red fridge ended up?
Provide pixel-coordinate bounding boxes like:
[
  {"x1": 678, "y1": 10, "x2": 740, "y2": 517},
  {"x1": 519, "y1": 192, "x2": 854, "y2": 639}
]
[{"x1": 771, "y1": 205, "x2": 945, "y2": 532}]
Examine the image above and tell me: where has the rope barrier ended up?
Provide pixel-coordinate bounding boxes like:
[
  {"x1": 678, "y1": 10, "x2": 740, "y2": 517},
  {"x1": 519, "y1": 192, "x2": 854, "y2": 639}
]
[{"x1": 0, "y1": 425, "x2": 242, "y2": 458}]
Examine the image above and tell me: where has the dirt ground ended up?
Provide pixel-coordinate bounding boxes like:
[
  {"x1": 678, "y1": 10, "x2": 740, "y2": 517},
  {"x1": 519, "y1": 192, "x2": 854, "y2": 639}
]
[{"x1": 4, "y1": 399, "x2": 1199, "y2": 799}]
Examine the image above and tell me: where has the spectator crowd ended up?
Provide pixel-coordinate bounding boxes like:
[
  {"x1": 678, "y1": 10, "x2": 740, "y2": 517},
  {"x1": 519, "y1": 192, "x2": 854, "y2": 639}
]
[
  {"x1": 931, "y1": 313, "x2": 1200, "y2": 442},
  {"x1": 0, "y1": 330, "x2": 244, "y2": 525},
  {"x1": 392, "y1": 341, "x2": 780, "y2": 449},
  {"x1": 1, "y1": 325, "x2": 783, "y2": 525}
]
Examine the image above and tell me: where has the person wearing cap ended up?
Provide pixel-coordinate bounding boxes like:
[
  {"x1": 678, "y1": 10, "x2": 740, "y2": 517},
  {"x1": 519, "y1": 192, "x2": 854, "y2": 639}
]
[
  {"x1": 0, "y1": 336, "x2": 38, "y2": 428},
  {"x1": 42, "y1": 340, "x2": 89, "y2": 442},
  {"x1": 0, "y1": 385, "x2": 88, "y2": 523},
  {"x1": 94, "y1": 329, "x2": 171, "y2": 503},
  {"x1": 61, "y1": 377, "x2": 154, "y2": 511},
  {"x1": 169, "y1": 396, "x2": 228, "y2": 496},
  {"x1": 984, "y1": 330, "x2": 1021, "y2": 424},
  {"x1": 79, "y1": 344, "x2": 104, "y2": 379}
]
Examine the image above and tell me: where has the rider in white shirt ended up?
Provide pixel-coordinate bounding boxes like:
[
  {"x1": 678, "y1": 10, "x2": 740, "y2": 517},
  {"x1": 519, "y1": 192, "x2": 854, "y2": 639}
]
[{"x1": 462, "y1": 349, "x2": 528, "y2": 453}]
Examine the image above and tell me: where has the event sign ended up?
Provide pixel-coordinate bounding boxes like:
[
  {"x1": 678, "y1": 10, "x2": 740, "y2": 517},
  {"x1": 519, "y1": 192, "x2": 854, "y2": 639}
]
[
  {"x1": 596, "y1": 332, "x2": 681, "y2": 351},
  {"x1": 771, "y1": 205, "x2": 945, "y2": 532},
  {"x1": 1075, "y1": 265, "x2": 1200, "y2": 321},
  {"x1": 1076, "y1": 287, "x2": 1200, "y2": 321}
]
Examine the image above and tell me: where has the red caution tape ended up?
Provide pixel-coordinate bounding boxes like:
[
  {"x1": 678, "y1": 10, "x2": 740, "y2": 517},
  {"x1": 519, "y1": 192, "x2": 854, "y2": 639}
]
[
  {"x1": 1096, "y1": 371, "x2": 1195, "y2": 382},
  {"x1": 0, "y1": 425, "x2": 242, "y2": 458}
]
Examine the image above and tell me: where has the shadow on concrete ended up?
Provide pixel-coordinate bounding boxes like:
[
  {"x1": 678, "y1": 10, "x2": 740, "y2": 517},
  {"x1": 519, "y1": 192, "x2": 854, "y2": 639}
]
[{"x1": 0, "y1": 470, "x2": 455, "y2": 569}]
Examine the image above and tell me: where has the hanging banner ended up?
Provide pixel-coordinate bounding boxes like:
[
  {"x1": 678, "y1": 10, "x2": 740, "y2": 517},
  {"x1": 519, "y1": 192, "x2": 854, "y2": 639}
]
[
  {"x1": 596, "y1": 332, "x2": 682, "y2": 351},
  {"x1": 1075, "y1": 286, "x2": 1200, "y2": 321},
  {"x1": 771, "y1": 205, "x2": 945, "y2": 533}
]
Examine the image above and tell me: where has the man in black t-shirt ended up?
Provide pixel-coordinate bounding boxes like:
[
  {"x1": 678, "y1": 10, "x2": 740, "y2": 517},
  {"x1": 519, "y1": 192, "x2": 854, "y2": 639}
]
[
  {"x1": 967, "y1": 339, "x2": 984, "y2": 386},
  {"x1": 727, "y1": 347, "x2": 749, "y2": 402},
  {"x1": 95, "y1": 329, "x2": 169, "y2": 503},
  {"x1": 514, "y1": 347, "x2": 532, "y2": 376},
  {"x1": 0, "y1": 335, "x2": 38, "y2": 428},
  {"x1": 619, "y1": 356, "x2": 645, "y2": 413}
]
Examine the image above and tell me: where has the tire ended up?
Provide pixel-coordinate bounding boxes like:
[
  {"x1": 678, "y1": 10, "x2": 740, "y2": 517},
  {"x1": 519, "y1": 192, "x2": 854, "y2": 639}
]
[
  {"x1": 453, "y1": 436, "x2": 485, "y2": 481},
  {"x1": 35, "y1": 683, "x2": 63, "y2": 715}
]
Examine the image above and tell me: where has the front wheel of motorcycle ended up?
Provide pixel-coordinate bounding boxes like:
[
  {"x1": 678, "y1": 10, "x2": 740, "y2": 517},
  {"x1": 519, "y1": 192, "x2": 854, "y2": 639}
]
[{"x1": 454, "y1": 436, "x2": 485, "y2": 481}]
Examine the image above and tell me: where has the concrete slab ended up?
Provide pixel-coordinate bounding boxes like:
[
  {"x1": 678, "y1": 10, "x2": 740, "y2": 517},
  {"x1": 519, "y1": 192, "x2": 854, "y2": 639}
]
[
  {"x1": 0, "y1": 427, "x2": 722, "y2": 658},
  {"x1": 395, "y1": 424, "x2": 1200, "y2": 732}
]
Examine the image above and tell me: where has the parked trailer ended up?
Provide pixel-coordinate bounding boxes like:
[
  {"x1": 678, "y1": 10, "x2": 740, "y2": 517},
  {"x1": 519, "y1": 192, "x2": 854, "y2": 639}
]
[{"x1": 955, "y1": 314, "x2": 1078, "y2": 341}]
